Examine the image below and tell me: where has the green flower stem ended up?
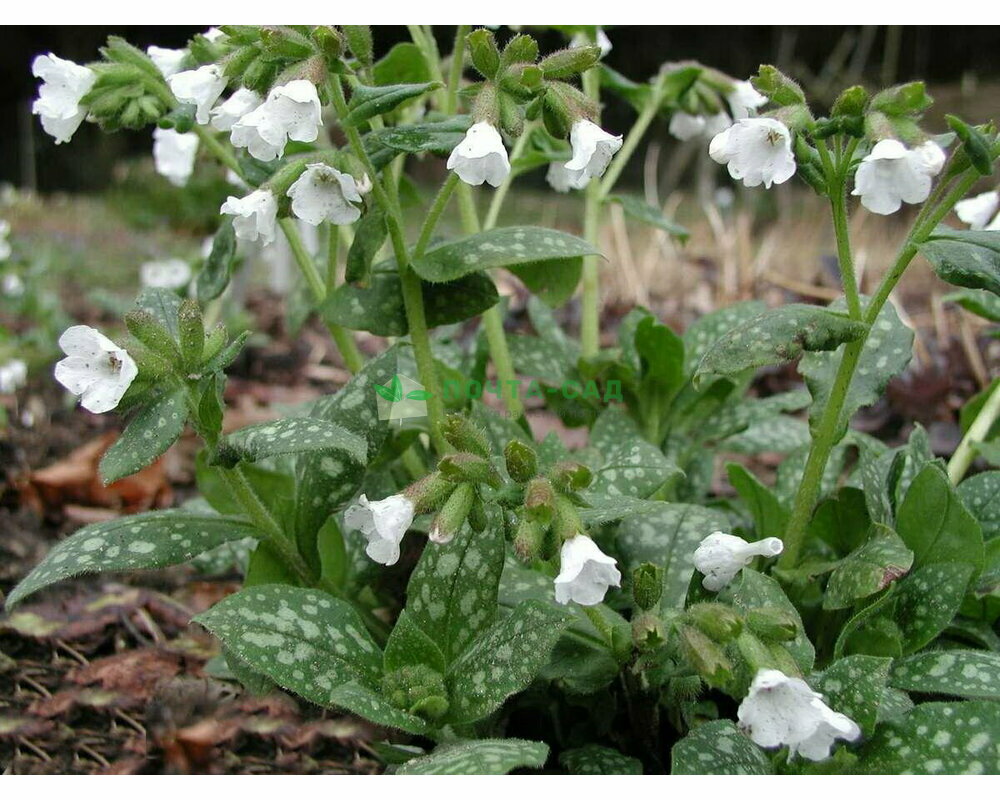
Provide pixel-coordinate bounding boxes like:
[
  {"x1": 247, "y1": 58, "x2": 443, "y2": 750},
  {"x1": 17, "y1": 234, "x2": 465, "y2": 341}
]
[
  {"x1": 325, "y1": 222, "x2": 340, "y2": 293},
  {"x1": 415, "y1": 172, "x2": 461, "y2": 255},
  {"x1": 483, "y1": 124, "x2": 535, "y2": 231},
  {"x1": 596, "y1": 95, "x2": 661, "y2": 201},
  {"x1": 829, "y1": 176, "x2": 863, "y2": 320},
  {"x1": 780, "y1": 170, "x2": 981, "y2": 568},
  {"x1": 948, "y1": 381, "x2": 1000, "y2": 484},
  {"x1": 445, "y1": 25, "x2": 470, "y2": 116},
  {"x1": 194, "y1": 125, "x2": 244, "y2": 178}
]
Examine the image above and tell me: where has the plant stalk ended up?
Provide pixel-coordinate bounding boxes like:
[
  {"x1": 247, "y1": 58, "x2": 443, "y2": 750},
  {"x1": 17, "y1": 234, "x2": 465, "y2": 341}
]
[{"x1": 948, "y1": 380, "x2": 1000, "y2": 484}]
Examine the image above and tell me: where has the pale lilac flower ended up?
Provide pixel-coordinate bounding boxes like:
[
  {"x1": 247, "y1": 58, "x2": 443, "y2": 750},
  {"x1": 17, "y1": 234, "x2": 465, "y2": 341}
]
[
  {"x1": 146, "y1": 46, "x2": 187, "y2": 78},
  {"x1": 851, "y1": 139, "x2": 946, "y2": 215},
  {"x1": 710, "y1": 117, "x2": 796, "y2": 189},
  {"x1": 229, "y1": 80, "x2": 322, "y2": 162},
  {"x1": 152, "y1": 128, "x2": 199, "y2": 187},
  {"x1": 31, "y1": 54, "x2": 96, "y2": 144},
  {"x1": 447, "y1": 122, "x2": 510, "y2": 187},
  {"x1": 287, "y1": 164, "x2": 363, "y2": 226},
  {"x1": 168, "y1": 64, "x2": 226, "y2": 125},
  {"x1": 54, "y1": 326, "x2": 137, "y2": 414},
  {"x1": 344, "y1": 493, "x2": 416, "y2": 566},
  {"x1": 554, "y1": 535, "x2": 621, "y2": 606},
  {"x1": 693, "y1": 532, "x2": 784, "y2": 591}
]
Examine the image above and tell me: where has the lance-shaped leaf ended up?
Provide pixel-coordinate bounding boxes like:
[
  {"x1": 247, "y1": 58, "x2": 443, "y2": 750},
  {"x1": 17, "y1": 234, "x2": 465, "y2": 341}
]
[
  {"x1": 606, "y1": 194, "x2": 689, "y2": 241},
  {"x1": 944, "y1": 287, "x2": 1000, "y2": 322},
  {"x1": 7, "y1": 511, "x2": 258, "y2": 607},
  {"x1": 813, "y1": 655, "x2": 892, "y2": 736},
  {"x1": 694, "y1": 304, "x2": 867, "y2": 389},
  {"x1": 397, "y1": 739, "x2": 549, "y2": 775},
  {"x1": 958, "y1": 470, "x2": 1000, "y2": 540},
  {"x1": 194, "y1": 585, "x2": 383, "y2": 704},
  {"x1": 327, "y1": 681, "x2": 428, "y2": 734},
  {"x1": 198, "y1": 218, "x2": 237, "y2": 302},
  {"x1": 893, "y1": 562, "x2": 975, "y2": 653},
  {"x1": 99, "y1": 387, "x2": 188, "y2": 484},
  {"x1": 671, "y1": 720, "x2": 772, "y2": 775},
  {"x1": 683, "y1": 301, "x2": 766, "y2": 376},
  {"x1": 372, "y1": 42, "x2": 431, "y2": 85},
  {"x1": 410, "y1": 226, "x2": 598, "y2": 284},
  {"x1": 221, "y1": 418, "x2": 367, "y2": 465},
  {"x1": 823, "y1": 525, "x2": 914, "y2": 610},
  {"x1": 362, "y1": 116, "x2": 470, "y2": 170},
  {"x1": 856, "y1": 701, "x2": 1000, "y2": 774},
  {"x1": 134, "y1": 287, "x2": 182, "y2": 340},
  {"x1": 588, "y1": 408, "x2": 682, "y2": 498},
  {"x1": 344, "y1": 208, "x2": 387, "y2": 284},
  {"x1": 920, "y1": 226, "x2": 1000, "y2": 297},
  {"x1": 891, "y1": 650, "x2": 1000, "y2": 701},
  {"x1": 343, "y1": 81, "x2": 441, "y2": 126},
  {"x1": 508, "y1": 257, "x2": 581, "y2": 308},
  {"x1": 560, "y1": 745, "x2": 643, "y2": 775},
  {"x1": 800, "y1": 298, "x2": 914, "y2": 440},
  {"x1": 446, "y1": 600, "x2": 570, "y2": 724}
]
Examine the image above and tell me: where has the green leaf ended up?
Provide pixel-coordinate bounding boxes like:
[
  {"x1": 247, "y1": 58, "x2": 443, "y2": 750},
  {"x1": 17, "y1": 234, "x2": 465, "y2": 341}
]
[
  {"x1": 560, "y1": 745, "x2": 642, "y2": 775},
  {"x1": 329, "y1": 681, "x2": 428, "y2": 734},
  {"x1": 683, "y1": 301, "x2": 766, "y2": 376},
  {"x1": 588, "y1": 408, "x2": 682, "y2": 498},
  {"x1": 99, "y1": 388, "x2": 188, "y2": 483},
  {"x1": 857, "y1": 701, "x2": 1000, "y2": 774},
  {"x1": 813, "y1": 655, "x2": 892, "y2": 736},
  {"x1": 824, "y1": 525, "x2": 914, "y2": 610},
  {"x1": 618, "y1": 502, "x2": 731, "y2": 609},
  {"x1": 344, "y1": 208, "x2": 387, "y2": 284},
  {"x1": 198, "y1": 218, "x2": 237, "y2": 302},
  {"x1": 694, "y1": 304, "x2": 867, "y2": 389},
  {"x1": 921, "y1": 226, "x2": 1000, "y2": 297},
  {"x1": 7, "y1": 511, "x2": 257, "y2": 607},
  {"x1": 671, "y1": 720, "x2": 772, "y2": 775},
  {"x1": 894, "y1": 562, "x2": 975, "y2": 653},
  {"x1": 410, "y1": 226, "x2": 598, "y2": 283},
  {"x1": 958, "y1": 471, "x2": 1000, "y2": 540},
  {"x1": 383, "y1": 608, "x2": 447, "y2": 674},
  {"x1": 726, "y1": 463, "x2": 788, "y2": 540},
  {"x1": 343, "y1": 81, "x2": 441, "y2": 126},
  {"x1": 800, "y1": 298, "x2": 914, "y2": 440},
  {"x1": 599, "y1": 64, "x2": 653, "y2": 110},
  {"x1": 944, "y1": 287, "x2": 1000, "y2": 322},
  {"x1": 397, "y1": 739, "x2": 549, "y2": 775},
  {"x1": 606, "y1": 194, "x2": 689, "y2": 241},
  {"x1": 891, "y1": 650, "x2": 1000, "y2": 700},
  {"x1": 194, "y1": 585, "x2": 383, "y2": 703},
  {"x1": 221, "y1": 418, "x2": 367, "y2": 466},
  {"x1": 446, "y1": 600, "x2": 569, "y2": 724},
  {"x1": 723, "y1": 415, "x2": 812, "y2": 455},
  {"x1": 362, "y1": 116, "x2": 470, "y2": 170},
  {"x1": 372, "y1": 42, "x2": 431, "y2": 86},
  {"x1": 896, "y1": 465, "x2": 984, "y2": 571},
  {"x1": 508, "y1": 257, "x2": 581, "y2": 307},
  {"x1": 134, "y1": 287, "x2": 182, "y2": 340},
  {"x1": 406, "y1": 518, "x2": 505, "y2": 664},
  {"x1": 577, "y1": 495, "x2": 668, "y2": 526}
]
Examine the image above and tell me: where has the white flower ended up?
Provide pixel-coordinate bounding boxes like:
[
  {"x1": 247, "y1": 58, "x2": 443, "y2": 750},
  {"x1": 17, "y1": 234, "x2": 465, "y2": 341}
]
[
  {"x1": 146, "y1": 46, "x2": 187, "y2": 78},
  {"x1": 565, "y1": 119, "x2": 623, "y2": 183},
  {"x1": 287, "y1": 163, "x2": 363, "y2": 227},
  {"x1": 31, "y1": 54, "x2": 96, "y2": 145},
  {"x1": 546, "y1": 162, "x2": 588, "y2": 193},
  {"x1": 3, "y1": 274, "x2": 25, "y2": 297},
  {"x1": 738, "y1": 669, "x2": 861, "y2": 761},
  {"x1": 152, "y1": 128, "x2": 199, "y2": 187},
  {"x1": 220, "y1": 189, "x2": 278, "y2": 246},
  {"x1": 140, "y1": 258, "x2": 192, "y2": 290},
  {"x1": 693, "y1": 531, "x2": 784, "y2": 591},
  {"x1": 344, "y1": 493, "x2": 416, "y2": 566},
  {"x1": 356, "y1": 173, "x2": 373, "y2": 195},
  {"x1": 53, "y1": 326, "x2": 138, "y2": 414},
  {"x1": 446, "y1": 122, "x2": 510, "y2": 187},
  {"x1": 710, "y1": 117, "x2": 796, "y2": 189},
  {"x1": 0, "y1": 359, "x2": 27, "y2": 394},
  {"x1": 851, "y1": 139, "x2": 946, "y2": 215},
  {"x1": 202, "y1": 28, "x2": 225, "y2": 43},
  {"x1": 554, "y1": 535, "x2": 622, "y2": 606},
  {"x1": 168, "y1": 64, "x2": 226, "y2": 125},
  {"x1": 210, "y1": 88, "x2": 262, "y2": 132},
  {"x1": 955, "y1": 190, "x2": 1000, "y2": 230},
  {"x1": 230, "y1": 79, "x2": 322, "y2": 162},
  {"x1": 570, "y1": 28, "x2": 612, "y2": 57},
  {"x1": 728, "y1": 80, "x2": 767, "y2": 119},
  {"x1": 669, "y1": 111, "x2": 731, "y2": 142},
  {"x1": 0, "y1": 220, "x2": 10, "y2": 261}
]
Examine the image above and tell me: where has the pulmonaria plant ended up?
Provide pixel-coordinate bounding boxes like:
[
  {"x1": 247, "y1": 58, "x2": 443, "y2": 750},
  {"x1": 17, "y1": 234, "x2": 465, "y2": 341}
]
[{"x1": 11, "y1": 27, "x2": 1000, "y2": 777}]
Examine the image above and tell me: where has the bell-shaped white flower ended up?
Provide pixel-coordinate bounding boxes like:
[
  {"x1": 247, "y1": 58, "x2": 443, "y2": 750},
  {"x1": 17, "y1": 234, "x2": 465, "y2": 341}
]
[
  {"x1": 446, "y1": 122, "x2": 510, "y2": 187},
  {"x1": 344, "y1": 493, "x2": 416, "y2": 566},
  {"x1": 167, "y1": 64, "x2": 226, "y2": 125},
  {"x1": 210, "y1": 87, "x2": 263, "y2": 133},
  {"x1": 140, "y1": 258, "x2": 192, "y2": 290},
  {"x1": 546, "y1": 161, "x2": 589, "y2": 193},
  {"x1": 31, "y1": 54, "x2": 96, "y2": 145},
  {"x1": 220, "y1": 189, "x2": 278, "y2": 246},
  {"x1": 693, "y1": 531, "x2": 784, "y2": 591},
  {"x1": 152, "y1": 128, "x2": 199, "y2": 187},
  {"x1": 0, "y1": 220, "x2": 11, "y2": 261},
  {"x1": 146, "y1": 46, "x2": 187, "y2": 78},
  {"x1": 554, "y1": 535, "x2": 622, "y2": 606},
  {"x1": 728, "y1": 80, "x2": 767, "y2": 120},
  {"x1": 565, "y1": 119, "x2": 623, "y2": 183},
  {"x1": 54, "y1": 326, "x2": 138, "y2": 414},
  {"x1": 710, "y1": 117, "x2": 796, "y2": 189},
  {"x1": 669, "y1": 111, "x2": 731, "y2": 142},
  {"x1": 287, "y1": 163, "x2": 363, "y2": 226},
  {"x1": 230, "y1": 79, "x2": 322, "y2": 162},
  {"x1": 851, "y1": 139, "x2": 946, "y2": 216},
  {"x1": 954, "y1": 190, "x2": 1000, "y2": 230},
  {"x1": 738, "y1": 669, "x2": 862, "y2": 761},
  {"x1": 0, "y1": 359, "x2": 28, "y2": 394}
]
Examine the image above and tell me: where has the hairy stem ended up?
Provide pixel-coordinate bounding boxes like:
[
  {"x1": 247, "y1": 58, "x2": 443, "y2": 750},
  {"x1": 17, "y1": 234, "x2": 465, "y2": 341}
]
[{"x1": 948, "y1": 381, "x2": 1000, "y2": 484}]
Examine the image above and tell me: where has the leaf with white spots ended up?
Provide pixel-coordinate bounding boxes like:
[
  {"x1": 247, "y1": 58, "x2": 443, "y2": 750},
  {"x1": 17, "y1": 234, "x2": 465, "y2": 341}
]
[
  {"x1": 891, "y1": 650, "x2": 1000, "y2": 700},
  {"x1": 618, "y1": 502, "x2": 732, "y2": 609},
  {"x1": 671, "y1": 720, "x2": 772, "y2": 775},
  {"x1": 694, "y1": 304, "x2": 868, "y2": 390},
  {"x1": 682, "y1": 301, "x2": 766, "y2": 376},
  {"x1": 328, "y1": 681, "x2": 428, "y2": 734},
  {"x1": 99, "y1": 388, "x2": 188, "y2": 484},
  {"x1": 134, "y1": 287, "x2": 182, "y2": 339},
  {"x1": 577, "y1": 495, "x2": 669, "y2": 526},
  {"x1": 920, "y1": 225, "x2": 1000, "y2": 297},
  {"x1": 856, "y1": 701, "x2": 1000, "y2": 774},
  {"x1": 823, "y1": 525, "x2": 914, "y2": 610},
  {"x1": 396, "y1": 738, "x2": 549, "y2": 775},
  {"x1": 958, "y1": 471, "x2": 1000, "y2": 540},
  {"x1": 221, "y1": 418, "x2": 366, "y2": 466},
  {"x1": 893, "y1": 562, "x2": 975, "y2": 654},
  {"x1": 446, "y1": 600, "x2": 570, "y2": 724},
  {"x1": 560, "y1": 745, "x2": 642, "y2": 774},
  {"x1": 589, "y1": 408, "x2": 682, "y2": 498},
  {"x1": 410, "y1": 226, "x2": 598, "y2": 284},
  {"x1": 194, "y1": 585, "x2": 383, "y2": 707},
  {"x1": 813, "y1": 655, "x2": 892, "y2": 736},
  {"x1": 406, "y1": 518, "x2": 505, "y2": 664},
  {"x1": 800, "y1": 298, "x2": 914, "y2": 441},
  {"x1": 7, "y1": 511, "x2": 258, "y2": 607},
  {"x1": 383, "y1": 608, "x2": 447, "y2": 674},
  {"x1": 721, "y1": 415, "x2": 812, "y2": 456}
]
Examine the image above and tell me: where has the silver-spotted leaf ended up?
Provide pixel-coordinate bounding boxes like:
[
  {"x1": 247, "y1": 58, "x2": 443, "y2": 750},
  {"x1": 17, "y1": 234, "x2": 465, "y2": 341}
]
[
  {"x1": 396, "y1": 738, "x2": 549, "y2": 775},
  {"x1": 958, "y1": 471, "x2": 1000, "y2": 540},
  {"x1": 824, "y1": 525, "x2": 914, "y2": 610},
  {"x1": 222, "y1": 418, "x2": 366, "y2": 465},
  {"x1": 99, "y1": 388, "x2": 188, "y2": 483},
  {"x1": 671, "y1": 720, "x2": 772, "y2": 774},
  {"x1": 559, "y1": 744, "x2": 642, "y2": 774},
  {"x1": 891, "y1": 650, "x2": 1000, "y2": 700},
  {"x1": 813, "y1": 654, "x2": 892, "y2": 736}
]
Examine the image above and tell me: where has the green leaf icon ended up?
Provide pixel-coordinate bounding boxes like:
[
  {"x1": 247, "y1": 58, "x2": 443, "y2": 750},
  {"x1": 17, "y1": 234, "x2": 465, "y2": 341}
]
[
  {"x1": 375, "y1": 375, "x2": 403, "y2": 402},
  {"x1": 406, "y1": 389, "x2": 432, "y2": 401}
]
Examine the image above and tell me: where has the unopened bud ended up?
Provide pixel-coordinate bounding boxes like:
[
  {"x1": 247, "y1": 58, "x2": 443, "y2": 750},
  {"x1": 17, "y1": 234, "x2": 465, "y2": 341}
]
[
  {"x1": 467, "y1": 28, "x2": 501, "y2": 80},
  {"x1": 513, "y1": 516, "x2": 545, "y2": 561},
  {"x1": 631, "y1": 563, "x2": 663, "y2": 611},
  {"x1": 468, "y1": 497, "x2": 487, "y2": 532},
  {"x1": 686, "y1": 602, "x2": 744, "y2": 643},
  {"x1": 404, "y1": 471, "x2": 454, "y2": 514},
  {"x1": 832, "y1": 84, "x2": 868, "y2": 118},
  {"x1": 342, "y1": 25, "x2": 373, "y2": 67},
  {"x1": 440, "y1": 414, "x2": 492, "y2": 458},
  {"x1": 735, "y1": 630, "x2": 777, "y2": 675},
  {"x1": 549, "y1": 460, "x2": 593, "y2": 492},
  {"x1": 311, "y1": 26, "x2": 345, "y2": 63},
  {"x1": 551, "y1": 494, "x2": 583, "y2": 541},
  {"x1": 679, "y1": 625, "x2": 733, "y2": 690},
  {"x1": 632, "y1": 611, "x2": 665, "y2": 651},
  {"x1": 429, "y1": 483, "x2": 475, "y2": 544},
  {"x1": 438, "y1": 452, "x2": 501, "y2": 488},
  {"x1": 381, "y1": 664, "x2": 449, "y2": 721},
  {"x1": 746, "y1": 607, "x2": 798, "y2": 643},
  {"x1": 504, "y1": 440, "x2": 537, "y2": 483},
  {"x1": 538, "y1": 45, "x2": 602, "y2": 80},
  {"x1": 524, "y1": 477, "x2": 556, "y2": 525}
]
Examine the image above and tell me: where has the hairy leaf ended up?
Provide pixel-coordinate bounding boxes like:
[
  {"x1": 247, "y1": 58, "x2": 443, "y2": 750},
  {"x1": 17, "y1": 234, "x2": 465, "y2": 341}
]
[
  {"x1": 824, "y1": 525, "x2": 914, "y2": 610},
  {"x1": 99, "y1": 387, "x2": 188, "y2": 483},
  {"x1": 397, "y1": 739, "x2": 549, "y2": 775},
  {"x1": 891, "y1": 650, "x2": 1000, "y2": 700},
  {"x1": 671, "y1": 720, "x2": 772, "y2": 775}
]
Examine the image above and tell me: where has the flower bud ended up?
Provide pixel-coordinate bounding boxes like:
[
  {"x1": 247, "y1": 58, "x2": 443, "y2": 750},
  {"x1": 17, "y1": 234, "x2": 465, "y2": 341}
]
[
  {"x1": 735, "y1": 630, "x2": 777, "y2": 675},
  {"x1": 440, "y1": 414, "x2": 492, "y2": 458},
  {"x1": 753, "y1": 65, "x2": 806, "y2": 107},
  {"x1": 403, "y1": 471, "x2": 454, "y2": 514},
  {"x1": 504, "y1": 439, "x2": 537, "y2": 483},
  {"x1": 632, "y1": 611, "x2": 665, "y2": 651},
  {"x1": 438, "y1": 452, "x2": 501, "y2": 488},
  {"x1": 549, "y1": 460, "x2": 593, "y2": 492},
  {"x1": 342, "y1": 26, "x2": 373, "y2": 67},
  {"x1": 551, "y1": 494, "x2": 583, "y2": 541},
  {"x1": 766, "y1": 642, "x2": 803, "y2": 678},
  {"x1": 381, "y1": 664, "x2": 449, "y2": 721},
  {"x1": 746, "y1": 607, "x2": 798, "y2": 643},
  {"x1": 311, "y1": 26, "x2": 345, "y2": 63},
  {"x1": 686, "y1": 602, "x2": 744, "y2": 643},
  {"x1": 832, "y1": 85, "x2": 868, "y2": 118},
  {"x1": 467, "y1": 497, "x2": 487, "y2": 532},
  {"x1": 524, "y1": 477, "x2": 556, "y2": 525},
  {"x1": 631, "y1": 563, "x2": 663, "y2": 611},
  {"x1": 539, "y1": 45, "x2": 602, "y2": 80},
  {"x1": 679, "y1": 625, "x2": 734, "y2": 690},
  {"x1": 429, "y1": 483, "x2": 475, "y2": 545},
  {"x1": 178, "y1": 299, "x2": 205, "y2": 372},
  {"x1": 260, "y1": 26, "x2": 314, "y2": 60},
  {"x1": 513, "y1": 515, "x2": 545, "y2": 561}
]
